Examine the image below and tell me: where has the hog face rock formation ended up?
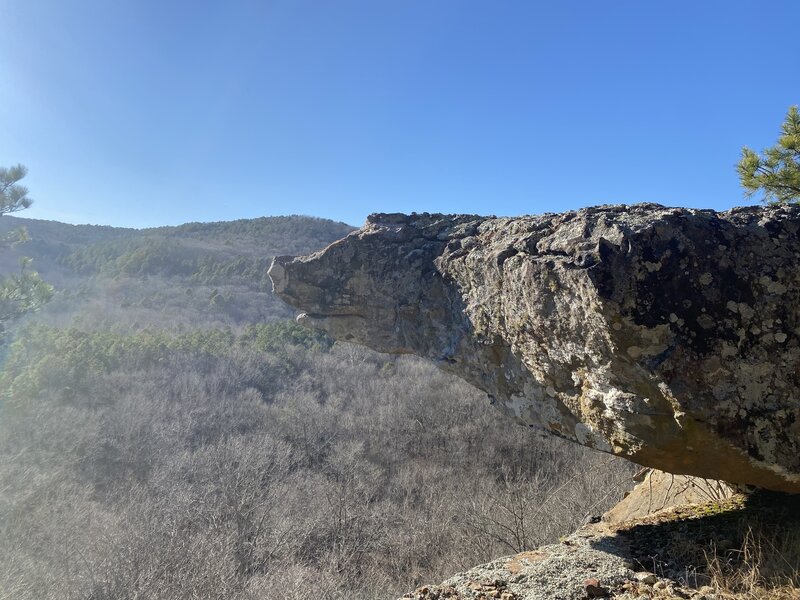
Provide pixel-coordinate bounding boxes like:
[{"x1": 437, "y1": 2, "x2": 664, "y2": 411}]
[{"x1": 268, "y1": 204, "x2": 800, "y2": 493}]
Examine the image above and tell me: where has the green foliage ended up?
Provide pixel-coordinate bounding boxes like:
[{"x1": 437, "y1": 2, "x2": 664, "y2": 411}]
[
  {"x1": 60, "y1": 231, "x2": 325, "y2": 289},
  {"x1": 151, "y1": 215, "x2": 354, "y2": 251},
  {"x1": 239, "y1": 320, "x2": 334, "y2": 353},
  {"x1": 0, "y1": 212, "x2": 353, "y2": 328},
  {"x1": 1, "y1": 326, "x2": 180, "y2": 401},
  {"x1": 190, "y1": 255, "x2": 274, "y2": 287},
  {"x1": 0, "y1": 164, "x2": 32, "y2": 215},
  {"x1": 61, "y1": 237, "x2": 193, "y2": 277},
  {"x1": 0, "y1": 165, "x2": 52, "y2": 340},
  {"x1": 0, "y1": 321, "x2": 331, "y2": 403},
  {"x1": 738, "y1": 106, "x2": 800, "y2": 204},
  {"x1": 0, "y1": 262, "x2": 53, "y2": 341},
  {"x1": 0, "y1": 165, "x2": 34, "y2": 248}
]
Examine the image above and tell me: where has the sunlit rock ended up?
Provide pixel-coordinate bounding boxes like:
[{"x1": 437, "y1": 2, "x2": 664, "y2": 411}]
[{"x1": 269, "y1": 203, "x2": 800, "y2": 493}]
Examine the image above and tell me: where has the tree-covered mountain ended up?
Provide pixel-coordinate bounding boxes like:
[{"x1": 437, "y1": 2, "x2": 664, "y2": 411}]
[
  {"x1": 0, "y1": 213, "x2": 633, "y2": 600},
  {"x1": 0, "y1": 214, "x2": 354, "y2": 330}
]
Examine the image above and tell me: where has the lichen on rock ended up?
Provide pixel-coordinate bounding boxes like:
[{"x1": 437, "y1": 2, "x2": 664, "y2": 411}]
[{"x1": 269, "y1": 203, "x2": 800, "y2": 493}]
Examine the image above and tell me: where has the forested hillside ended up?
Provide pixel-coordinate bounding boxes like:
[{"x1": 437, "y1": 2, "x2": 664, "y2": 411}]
[
  {"x1": 0, "y1": 215, "x2": 353, "y2": 329},
  {"x1": 0, "y1": 215, "x2": 634, "y2": 599}
]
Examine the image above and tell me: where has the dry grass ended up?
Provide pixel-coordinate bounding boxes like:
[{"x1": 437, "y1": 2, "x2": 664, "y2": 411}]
[
  {"x1": 617, "y1": 491, "x2": 800, "y2": 600},
  {"x1": 706, "y1": 523, "x2": 800, "y2": 599}
]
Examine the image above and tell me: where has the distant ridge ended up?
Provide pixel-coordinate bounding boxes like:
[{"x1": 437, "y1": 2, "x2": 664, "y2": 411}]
[{"x1": 0, "y1": 213, "x2": 356, "y2": 328}]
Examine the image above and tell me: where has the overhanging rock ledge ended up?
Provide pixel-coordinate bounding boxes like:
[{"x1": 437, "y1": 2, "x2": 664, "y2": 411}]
[{"x1": 268, "y1": 203, "x2": 800, "y2": 493}]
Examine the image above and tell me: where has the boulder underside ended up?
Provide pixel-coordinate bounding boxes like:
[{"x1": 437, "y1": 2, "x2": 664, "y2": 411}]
[{"x1": 269, "y1": 204, "x2": 800, "y2": 493}]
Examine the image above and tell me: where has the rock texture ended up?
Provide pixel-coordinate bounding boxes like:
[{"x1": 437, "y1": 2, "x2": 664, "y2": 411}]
[
  {"x1": 602, "y1": 470, "x2": 736, "y2": 525},
  {"x1": 400, "y1": 527, "x2": 634, "y2": 600},
  {"x1": 268, "y1": 204, "x2": 800, "y2": 493},
  {"x1": 397, "y1": 490, "x2": 800, "y2": 600}
]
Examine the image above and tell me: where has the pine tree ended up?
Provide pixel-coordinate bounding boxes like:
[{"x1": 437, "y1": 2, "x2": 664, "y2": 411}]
[
  {"x1": 0, "y1": 164, "x2": 34, "y2": 215},
  {"x1": 738, "y1": 106, "x2": 800, "y2": 204},
  {"x1": 0, "y1": 165, "x2": 53, "y2": 340}
]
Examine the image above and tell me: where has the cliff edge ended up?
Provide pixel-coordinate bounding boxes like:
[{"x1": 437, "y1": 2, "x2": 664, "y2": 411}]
[
  {"x1": 397, "y1": 487, "x2": 800, "y2": 600},
  {"x1": 269, "y1": 203, "x2": 800, "y2": 494}
]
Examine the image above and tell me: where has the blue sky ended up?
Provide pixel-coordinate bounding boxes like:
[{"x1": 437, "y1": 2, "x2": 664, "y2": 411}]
[{"x1": 1, "y1": 1, "x2": 798, "y2": 228}]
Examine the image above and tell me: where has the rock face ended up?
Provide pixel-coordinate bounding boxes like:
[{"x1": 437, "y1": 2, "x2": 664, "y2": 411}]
[
  {"x1": 602, "y1": 470, "x2": 736, "y2": 524},
  {"x1": 268, "y1": 204, "x2": 800, "y2": 493}
]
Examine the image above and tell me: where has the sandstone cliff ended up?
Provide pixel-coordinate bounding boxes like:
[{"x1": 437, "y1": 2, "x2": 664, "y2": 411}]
[{"x1": 268, "y1": 204, "x2": 800, "y2": 493}]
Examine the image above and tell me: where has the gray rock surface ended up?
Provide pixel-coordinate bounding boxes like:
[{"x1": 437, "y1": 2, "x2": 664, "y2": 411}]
[
  {"x1": 400, "y1": 528, "x2": 634, "y2": 600},
  {"x1": 396, "y1": 519, "x2": 711, "y2": 600},
  {"x1": 269, "y1": 204, "x2": 800, "y2": 493},
  {"x1": 396, "y1": 489, "x2": 798, "y2": 600}
]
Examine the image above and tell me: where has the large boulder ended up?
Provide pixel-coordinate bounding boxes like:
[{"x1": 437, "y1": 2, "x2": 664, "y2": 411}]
[{"x1": 268, "y1": 204, "x2": 800, "y2": 493}]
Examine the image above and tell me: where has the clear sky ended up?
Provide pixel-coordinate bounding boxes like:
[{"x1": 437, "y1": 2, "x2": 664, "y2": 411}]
[{"x1": 2, "y1": 1, "x2": 798, "y2": 228}]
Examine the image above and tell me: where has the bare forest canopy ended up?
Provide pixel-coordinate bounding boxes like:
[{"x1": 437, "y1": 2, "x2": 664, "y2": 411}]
[{"x1": 0, "y1": 214, "x2": 633, "y2": 600}]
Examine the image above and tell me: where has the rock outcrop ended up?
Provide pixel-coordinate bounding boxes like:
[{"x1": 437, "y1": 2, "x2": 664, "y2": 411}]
[
  {"x1": 398, "y1": 491, "x2": 800, "y2": 600},
  {"x1": 602, "y1": 470, "x2": 736, "y2": 525},
  {"x1": 268, "y1": 204, "x2": 800, "y2": 493}
]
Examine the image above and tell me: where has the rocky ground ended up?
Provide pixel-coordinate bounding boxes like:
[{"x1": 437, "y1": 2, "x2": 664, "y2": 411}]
[
  {"x1": 400, "y1": 485, "x2": 800, "y2": 600},
  {"x1": 399, "y1": 520, "x2": 717, "y2": 600}
]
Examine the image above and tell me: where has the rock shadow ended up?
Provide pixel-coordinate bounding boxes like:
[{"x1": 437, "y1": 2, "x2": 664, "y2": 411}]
[{"x1": 591, "y1": 490, "x2": 800, "y2": 589}]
